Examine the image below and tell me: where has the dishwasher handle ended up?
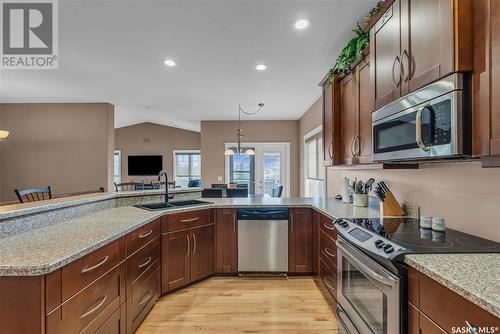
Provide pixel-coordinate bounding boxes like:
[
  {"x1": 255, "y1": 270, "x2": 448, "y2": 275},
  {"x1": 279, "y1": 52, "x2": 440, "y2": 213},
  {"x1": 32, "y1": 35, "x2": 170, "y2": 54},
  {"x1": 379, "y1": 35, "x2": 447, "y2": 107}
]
[{"x1": 237, "y1": 208, "x2": 289, "y2": 220}]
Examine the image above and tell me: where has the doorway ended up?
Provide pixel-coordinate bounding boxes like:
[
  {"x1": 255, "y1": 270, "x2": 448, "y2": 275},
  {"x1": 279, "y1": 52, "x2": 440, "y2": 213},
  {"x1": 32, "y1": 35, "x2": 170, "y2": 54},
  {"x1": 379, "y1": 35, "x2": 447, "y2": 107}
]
[{"x1": 225, "y1": 142, "x2": 290, "y2": 197}]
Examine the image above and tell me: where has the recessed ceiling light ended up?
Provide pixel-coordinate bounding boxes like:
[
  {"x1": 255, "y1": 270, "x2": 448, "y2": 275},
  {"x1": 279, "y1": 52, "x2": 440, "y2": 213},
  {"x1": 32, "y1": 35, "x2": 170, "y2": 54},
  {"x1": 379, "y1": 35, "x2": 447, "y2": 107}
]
[
  {"x1": 163, "y1": 59, "x2": 176, "y2": 67},
  {"x1": 294, "y1": 18, "x2": 310, "y2": 30},
  {"x1": 255, "y1": 64, "x2": 267, "y2": 71}
]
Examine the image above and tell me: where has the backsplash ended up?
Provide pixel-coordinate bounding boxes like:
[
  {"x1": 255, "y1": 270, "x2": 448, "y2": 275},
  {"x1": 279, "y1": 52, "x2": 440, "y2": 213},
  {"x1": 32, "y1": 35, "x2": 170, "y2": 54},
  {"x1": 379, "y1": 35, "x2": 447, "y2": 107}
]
[{"x1": 327, "y1": 161, "x2": 500, "y2": 242}]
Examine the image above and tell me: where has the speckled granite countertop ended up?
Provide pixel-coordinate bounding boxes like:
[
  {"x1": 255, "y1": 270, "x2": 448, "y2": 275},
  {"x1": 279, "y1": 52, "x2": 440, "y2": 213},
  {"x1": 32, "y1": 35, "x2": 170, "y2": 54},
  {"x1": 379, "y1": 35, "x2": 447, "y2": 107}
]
[
  {"x1": 0, "y1": 197, "x2": 381, "y2": 276},
  {"x1": 405, "y1": 254, "x2": 500, "y2": 318}
]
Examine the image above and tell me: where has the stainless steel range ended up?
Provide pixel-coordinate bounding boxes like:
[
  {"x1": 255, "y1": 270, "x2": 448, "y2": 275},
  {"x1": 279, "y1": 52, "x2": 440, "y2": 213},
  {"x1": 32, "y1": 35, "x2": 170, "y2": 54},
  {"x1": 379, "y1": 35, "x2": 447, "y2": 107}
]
[{"x1": 333, "y1": 217, "x2": 500, "y2": 334}]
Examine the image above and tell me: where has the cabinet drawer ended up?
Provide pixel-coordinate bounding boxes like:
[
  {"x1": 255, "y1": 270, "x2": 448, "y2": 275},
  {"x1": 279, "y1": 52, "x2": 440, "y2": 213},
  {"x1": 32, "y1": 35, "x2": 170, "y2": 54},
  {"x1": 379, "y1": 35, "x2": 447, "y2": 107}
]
[
  {"x1": 319, "y1": 215, "x2": 337, "y2": 240},
  {"x1": 94, "y1": 307, "x2": 125, "y2": 334},
  {"x1": 62, "y1": 239, "x2": 123, "y2": 301},
  {"x1": 126, "y1": 237, "x2": 160, "y2": 289},
  {"x1": 320, "y1": 258, "x2": 337, "y2": 301},
  {"x1": 319, "y1": 229, "x2": 337, "y2": 270},
  {"x1": 126, "y1": 219, "x2": 160, "y2": 257},
  {"x1": 47, "y1": 265, "x2": 124, "y2": 334},
  {"x1": 127, "y1": 266, "x2": 160, "y2": 333},
  {"x1": 162, "y1": 209, "x2": 212, "y2": 233}
]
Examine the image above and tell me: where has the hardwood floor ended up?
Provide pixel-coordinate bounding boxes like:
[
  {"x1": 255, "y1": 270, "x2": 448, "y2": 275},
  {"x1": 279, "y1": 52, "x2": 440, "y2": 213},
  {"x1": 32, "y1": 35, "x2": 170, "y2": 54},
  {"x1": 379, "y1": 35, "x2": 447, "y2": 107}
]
[{"x1": 137, "y1": 277, "x2": 339, "y2": 334}]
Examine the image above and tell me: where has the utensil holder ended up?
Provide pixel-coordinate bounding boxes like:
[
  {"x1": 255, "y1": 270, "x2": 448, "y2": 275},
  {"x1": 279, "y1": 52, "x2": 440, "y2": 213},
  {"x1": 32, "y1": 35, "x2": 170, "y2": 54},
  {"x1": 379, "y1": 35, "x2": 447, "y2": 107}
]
[{"x1": 353, "y1": 193, "x2": 368, "y2": 207}]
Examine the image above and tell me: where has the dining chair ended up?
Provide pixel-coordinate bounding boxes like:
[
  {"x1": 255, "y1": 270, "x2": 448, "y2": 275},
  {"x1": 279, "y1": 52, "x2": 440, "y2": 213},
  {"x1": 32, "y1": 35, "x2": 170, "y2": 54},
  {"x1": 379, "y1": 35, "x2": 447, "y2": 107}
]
[
  {"x1": 14, "y1": 186, "x2": 52, "y2": 203},
  {"x1": 114, "y1": 182, "x2": 144, "y2": 191},
  {"x1": 202, "y1": 188, "x2": 223, "y2": 198},
  {"x1": 226, "y1": 188, "x2": 248, "y2": 198},
  {"x1": 211, "y1": 183, "x2": 227, "y2": 189},
  {"x1": 188, "y1": 179, "x2": 202, "y2": 187},
  {"x1": 272, "y1": 185, "x2": 283, "y2": 198}
]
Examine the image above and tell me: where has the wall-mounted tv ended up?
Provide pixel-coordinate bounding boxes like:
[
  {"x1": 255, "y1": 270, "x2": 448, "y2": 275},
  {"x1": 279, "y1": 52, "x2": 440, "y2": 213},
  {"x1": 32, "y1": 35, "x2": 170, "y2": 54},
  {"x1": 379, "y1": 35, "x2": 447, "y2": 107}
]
[{"x1": 128, "y1": 155, "x2": 163, "y2": 176}]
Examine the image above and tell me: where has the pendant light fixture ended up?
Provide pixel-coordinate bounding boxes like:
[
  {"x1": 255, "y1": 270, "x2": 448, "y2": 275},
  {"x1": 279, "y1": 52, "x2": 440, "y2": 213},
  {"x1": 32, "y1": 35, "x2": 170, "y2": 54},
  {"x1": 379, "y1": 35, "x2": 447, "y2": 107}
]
[
  {"x1": 0, "y1": 130, "x2": 9, "y2": 142},
  {"x1": 224, "y1": 103, "x2": 264, "y2": 156}
]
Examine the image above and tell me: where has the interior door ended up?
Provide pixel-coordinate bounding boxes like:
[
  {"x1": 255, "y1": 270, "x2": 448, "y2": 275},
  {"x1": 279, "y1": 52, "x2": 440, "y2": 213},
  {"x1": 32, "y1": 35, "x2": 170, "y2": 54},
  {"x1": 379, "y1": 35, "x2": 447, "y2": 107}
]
[
  {"x1": 254, "y1": 145, "x2": 287, "y2": 197},
  {"x1": 190, "y1": 224, "x2": 214, "y2": 281}
]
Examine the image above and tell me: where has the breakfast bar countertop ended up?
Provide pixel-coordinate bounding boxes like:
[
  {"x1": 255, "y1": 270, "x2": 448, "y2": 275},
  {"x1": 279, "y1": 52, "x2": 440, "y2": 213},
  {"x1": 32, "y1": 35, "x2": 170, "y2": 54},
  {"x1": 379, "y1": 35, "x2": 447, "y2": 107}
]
[
  {"x1": 405, "y1": 253, "x2": 500, "y2": 318},
  {"x1": 0, "y1": 196, "x2": 382, "y2": 276}
]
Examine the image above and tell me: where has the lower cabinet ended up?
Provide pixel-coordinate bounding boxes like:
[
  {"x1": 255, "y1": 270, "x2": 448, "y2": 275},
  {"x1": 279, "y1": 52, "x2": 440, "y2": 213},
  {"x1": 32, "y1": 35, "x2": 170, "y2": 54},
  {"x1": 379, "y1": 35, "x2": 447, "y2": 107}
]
[
  {"x1": 316, "y1": 213, "x2": 338, "y2": 306},
  {"x1": 288, "y1": 208, "x2": 313, "y2": 273},
  {"x1": 161, "y1": 209, "x2": 215, "y2": 293},
  {"x1": 126, "y1": 266, "x2": 160, "y2": 333},
  {"x1": 215, "y1": 208, "x2": 238, "y2": 274}
]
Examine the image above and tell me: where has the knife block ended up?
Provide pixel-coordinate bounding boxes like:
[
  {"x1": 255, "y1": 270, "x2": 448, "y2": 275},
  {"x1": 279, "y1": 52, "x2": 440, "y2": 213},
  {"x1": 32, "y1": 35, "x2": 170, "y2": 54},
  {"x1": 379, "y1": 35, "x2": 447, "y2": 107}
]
[{"x1": 380, "y1": 191, "x2": 405, "y2": 216}]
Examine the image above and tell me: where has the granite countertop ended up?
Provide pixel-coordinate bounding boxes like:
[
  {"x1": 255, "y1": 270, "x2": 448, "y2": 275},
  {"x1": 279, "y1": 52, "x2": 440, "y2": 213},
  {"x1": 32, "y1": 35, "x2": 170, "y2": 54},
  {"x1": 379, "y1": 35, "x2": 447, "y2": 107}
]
[
  {"x1": 405, "y1": 254, "x2": 500, "y2": 318},
  {"x1": 0, "y1": 197, "x2": 381, "y2": 276},
  {"x1": 0, "y1": 188, "x2": 204, "y2": 220}
]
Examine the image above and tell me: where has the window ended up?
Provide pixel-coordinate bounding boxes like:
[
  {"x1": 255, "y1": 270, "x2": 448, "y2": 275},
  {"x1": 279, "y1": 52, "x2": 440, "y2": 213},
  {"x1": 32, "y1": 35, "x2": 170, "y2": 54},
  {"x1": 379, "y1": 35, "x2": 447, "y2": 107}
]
[
  {"x1": 305, "y1": 133, "x2": 325, "y2": 197},
  {"x1": 229, "y1": 153, "x2": 255, "y2": 194},
  {"x1": 114, "y1": 150, "x2": 121, "y2": 184},
  {"x1": 173, "y1": 150, "x2": 201, "y2": 187}
]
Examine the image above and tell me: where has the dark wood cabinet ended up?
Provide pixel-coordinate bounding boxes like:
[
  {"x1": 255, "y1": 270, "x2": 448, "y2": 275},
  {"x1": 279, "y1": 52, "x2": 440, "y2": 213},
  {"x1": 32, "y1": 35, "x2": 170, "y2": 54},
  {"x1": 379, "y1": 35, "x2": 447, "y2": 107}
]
[
  {"x1": 215, "y1": 208, "x2": 238, "y2": 274},
  {"x1": 312, "y1": 210, "x2": 319, "y2": 276},
  {"x1": 473, "y1": 0, "x2": 500, "y2": 163},
  {"x1": 320, "y1": 76, "x2": 341, "y2": 166},
  {"x1": 288, "y1": 208, "x2": 312, "y2": 273},
  {"x1": 191, "y1": 224, "x2": 215, "y2": 281},
  {"x1": 161, "y1": 209, "x2": 214, "y2": 293},
  {"x1": 371, "y1": 0, "x2": 472, "y2": 110},
  {"x1": 340, "y1": 72, "x2": 358, "y2": 165},
  {"x1": 358, "y1": 60, "x2": 374, "y2": 163}
]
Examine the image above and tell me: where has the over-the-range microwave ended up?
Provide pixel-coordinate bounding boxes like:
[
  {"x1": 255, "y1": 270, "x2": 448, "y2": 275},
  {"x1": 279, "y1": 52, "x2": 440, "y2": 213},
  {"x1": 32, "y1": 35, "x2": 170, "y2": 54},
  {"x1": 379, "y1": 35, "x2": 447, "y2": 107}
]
[{"x1": 372, "y1": 73, "x2": 471, "y2": 162}]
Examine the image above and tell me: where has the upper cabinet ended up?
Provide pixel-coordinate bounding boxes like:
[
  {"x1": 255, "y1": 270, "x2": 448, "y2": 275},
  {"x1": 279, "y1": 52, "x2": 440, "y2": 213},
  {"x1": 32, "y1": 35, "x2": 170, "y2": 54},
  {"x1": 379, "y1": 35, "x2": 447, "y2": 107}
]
[
  {"x1": 320, "y1": 76, "x2": 341, "y2": 166},
  {"x1": 371, "y1": 0, "x2": 472, "y2": 110},
  {"x1": 473, "y1": 0, "x2": 500, "y2": 163}
]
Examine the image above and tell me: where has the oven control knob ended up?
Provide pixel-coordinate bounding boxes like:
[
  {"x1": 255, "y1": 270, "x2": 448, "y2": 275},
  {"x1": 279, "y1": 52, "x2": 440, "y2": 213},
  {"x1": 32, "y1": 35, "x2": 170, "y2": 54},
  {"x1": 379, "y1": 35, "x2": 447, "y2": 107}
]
[
  {"x1": 341, "y1": 221, "x2": 349, "y2": 228},
  {"x1": 374, "y1": 240, "x2": 385, "y2": 248},
  {"x1": 383, "y1": 244, "x2": 394, "y2": 253}
]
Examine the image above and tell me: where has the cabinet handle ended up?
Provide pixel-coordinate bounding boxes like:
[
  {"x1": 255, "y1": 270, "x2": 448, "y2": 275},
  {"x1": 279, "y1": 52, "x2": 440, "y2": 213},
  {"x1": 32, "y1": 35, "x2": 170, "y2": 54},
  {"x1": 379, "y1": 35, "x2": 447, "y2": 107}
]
[
  {"x1": 233, "y1": 213, "x2": 236, "y2": 233},
  {"x1": 181, "y1": 217, "x2": 199, "y2": 223},
  {"x1": 324, "y1": 248, "x2": 336, "y2": 259},
  {"x1": 328, "y1": 141, "x2": 333, "y2": 159},
  {"x1": 392, "y1": 55, "x2": 401, "y2": 87},
  {"x1": 350, "y1": 135, "x2": 356, "y2": 157},
  {"x1": 323, "y1": 223, "x2": 335, "y2": 231},
  {"x1": 401, "y1": 49, "x2": 410, "y2": 82},
  {"x1": 355, "y1": 134, "x2": 360, "y2": 157},
  {"x1": 81, "y1": 256, "x2": 109, "y2": 274},
  {"x1": 139, "y1": 290, "x2": 152, "y2": 306},
  {"x1": 290, "y1": 215, "x2": 294, "y2": 233},
  {"x1": 324, "y1": 277, "x2": 336, "y2": 291},
  {"x1": 192, "y1": 234, "x2": 197, "y2": 255},
  {"x1": 138, "y1": 229, "x2": 153, "y2": 239},
  {"x1": 80, "y1": 295, "x2": 107, "y2": 319},
  {"x1": 138, "y1": 256, "x2": 152, "y2": 269},
  {"x1": 186, "y1": 235, "x2": 190, "y2": 256}
]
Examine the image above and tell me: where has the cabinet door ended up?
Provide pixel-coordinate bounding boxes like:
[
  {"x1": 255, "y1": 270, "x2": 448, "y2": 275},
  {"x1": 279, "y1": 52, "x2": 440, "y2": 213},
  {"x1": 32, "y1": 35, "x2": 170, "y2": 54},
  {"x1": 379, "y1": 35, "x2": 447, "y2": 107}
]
[
  {"x1": 190, "y1": 224, "x2": 215, "y2": 281},
  {"x1": 322, "y1": 78, "x2": 341, "y2": 166},
  {"x1": 357, "y1": 60, "x2": 374, "y2": 163},
  {"x1": 288, "y1": 208, "x2": 312, "y2": 273},
  {"x1": 406, "y1": 0, "x2": 454, "y2": 92},
  {"x1": 215, "y1": 209, "x2": 238, "y2": 273},
  {"x1": 491, "y1": 0, "x2": 500, "y2": 154},
  {"x1": 312, "y1": 210, "x2": 319, "y2": 276},
  {"x1": 371, "y1": 0, "x2": 402, "y2": 109},
  {"x1": 161, "y1": 230, "x2": 190, "y2": 293},
  {"x1": 341, "y1": 73, "x2": 358, "y2": 165}
]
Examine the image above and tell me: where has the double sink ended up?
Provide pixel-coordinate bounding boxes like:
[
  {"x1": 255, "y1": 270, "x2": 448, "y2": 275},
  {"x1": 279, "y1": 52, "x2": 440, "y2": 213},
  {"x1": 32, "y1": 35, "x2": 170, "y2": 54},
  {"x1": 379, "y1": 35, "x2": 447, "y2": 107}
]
[{"x1": 135, "y1": 199, "x2": 212, "y2": 211}]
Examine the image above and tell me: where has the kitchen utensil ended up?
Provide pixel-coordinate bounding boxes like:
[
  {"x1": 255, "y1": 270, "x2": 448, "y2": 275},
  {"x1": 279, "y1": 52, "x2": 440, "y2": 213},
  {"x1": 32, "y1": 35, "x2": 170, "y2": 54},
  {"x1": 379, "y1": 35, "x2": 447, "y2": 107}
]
[
  {"x1": 420, "y1": 216, "x2": 433, "y2": 229},
  {"x1": 355, "y1": 180, "x2": 364, "y2": 194},
  {"x1": 379, "y1": 181, "x2": 390, "y2": 194},
  {"x1": 364, "y1": 178, "x2": 375, "y2": 193}
]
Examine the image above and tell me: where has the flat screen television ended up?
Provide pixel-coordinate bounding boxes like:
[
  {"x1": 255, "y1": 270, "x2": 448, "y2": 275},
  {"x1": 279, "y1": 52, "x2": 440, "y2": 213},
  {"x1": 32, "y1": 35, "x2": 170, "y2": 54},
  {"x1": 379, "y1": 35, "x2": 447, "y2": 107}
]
[{"x1": 128, "y1": 155, "x2": 163, "y2": 176}]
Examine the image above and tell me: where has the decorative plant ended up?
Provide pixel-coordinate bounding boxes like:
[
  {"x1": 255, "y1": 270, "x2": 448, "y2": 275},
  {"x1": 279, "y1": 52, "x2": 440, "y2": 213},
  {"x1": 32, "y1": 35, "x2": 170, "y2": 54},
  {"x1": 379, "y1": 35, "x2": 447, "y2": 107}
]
[{"x1": 326, "y1": 1, "x2": 384, "y2": 85}]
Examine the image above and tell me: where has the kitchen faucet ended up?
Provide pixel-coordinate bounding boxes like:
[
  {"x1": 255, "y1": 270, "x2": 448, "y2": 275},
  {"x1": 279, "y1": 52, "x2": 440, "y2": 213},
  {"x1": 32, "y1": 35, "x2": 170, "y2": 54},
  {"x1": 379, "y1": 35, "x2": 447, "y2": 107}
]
[{"x1": 158, "y1": 170, "x2": 169, "y2": 203}]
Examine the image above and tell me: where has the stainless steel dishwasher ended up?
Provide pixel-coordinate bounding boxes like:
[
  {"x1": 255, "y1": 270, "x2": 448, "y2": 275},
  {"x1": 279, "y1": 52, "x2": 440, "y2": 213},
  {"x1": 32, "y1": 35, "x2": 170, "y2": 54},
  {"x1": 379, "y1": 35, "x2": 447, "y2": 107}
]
[{"x1": 237, "y1": 208, "x2": 289, "y2": 274}]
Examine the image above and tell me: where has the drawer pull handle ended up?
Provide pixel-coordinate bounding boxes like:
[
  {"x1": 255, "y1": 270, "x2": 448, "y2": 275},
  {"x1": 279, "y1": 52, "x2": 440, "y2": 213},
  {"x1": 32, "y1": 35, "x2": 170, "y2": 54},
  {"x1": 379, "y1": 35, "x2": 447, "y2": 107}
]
[
  {"x1": 324, "y1": 278, "x2": 336, "y2": 292},
  {"x1": 139, "y1": 230, "x2": 153, "y2": 239},
  {"x1": 139, "y1": 290, "x2": 152, "y2": 306},
  {"x1": 323, "y1": 223, "x2": 335, "y2": 231},
  {"x1": 138, "y1": 256, "x2": 152, "y2": 269},
  {"x1": 324, "y1": 248, "x2": 336, "y2": 258},
  {"x1": 80, "y1": 295, "x2": 107, "y2": 319},
  {"x1": 181, "y1": 217, "x2": 199, "y2": 223},
  {"x1": 81, "y1": 256, "x2": 109, "y2": 274}
]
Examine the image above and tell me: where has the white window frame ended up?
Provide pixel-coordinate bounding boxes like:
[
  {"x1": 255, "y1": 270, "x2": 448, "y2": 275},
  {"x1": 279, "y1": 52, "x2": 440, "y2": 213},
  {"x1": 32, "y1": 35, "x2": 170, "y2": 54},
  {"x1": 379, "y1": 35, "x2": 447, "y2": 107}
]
[
  {"x1": 304, "y1": 126, "x2": 326, "y2": 197},
  {"x1": 172, "y1": 150, "x2": 201, "y2": 187},
  {"x1": 114, "y1": 150, "x2": 121, "y2": 185}
]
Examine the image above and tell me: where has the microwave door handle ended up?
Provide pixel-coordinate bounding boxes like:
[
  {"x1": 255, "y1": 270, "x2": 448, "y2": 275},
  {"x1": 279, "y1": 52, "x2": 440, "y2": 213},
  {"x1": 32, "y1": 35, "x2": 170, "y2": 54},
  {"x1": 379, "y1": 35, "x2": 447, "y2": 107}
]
[{"x1": 416, "y1": 106, "x2": 430, "y2": 151}]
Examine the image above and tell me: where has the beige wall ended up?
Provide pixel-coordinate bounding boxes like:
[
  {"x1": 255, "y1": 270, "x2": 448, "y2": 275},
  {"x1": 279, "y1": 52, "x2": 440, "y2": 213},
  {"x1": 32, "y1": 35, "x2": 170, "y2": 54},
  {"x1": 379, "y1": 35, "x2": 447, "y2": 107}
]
[
  {"x1": 0, "y1": 103, "x2": 115, "y2": 202},
  {"x1": 200, "y1": 120, "x2": 300, "y2": 196},
  {"x1": 298, "y1": 97, "x2": 323, "y2": 196},
  {"x1": 115, "y1": 122, "x2": 201, "y2": 184},
  {"x1": 326, "y1": 162, "x2": 500, "y2": 242}
]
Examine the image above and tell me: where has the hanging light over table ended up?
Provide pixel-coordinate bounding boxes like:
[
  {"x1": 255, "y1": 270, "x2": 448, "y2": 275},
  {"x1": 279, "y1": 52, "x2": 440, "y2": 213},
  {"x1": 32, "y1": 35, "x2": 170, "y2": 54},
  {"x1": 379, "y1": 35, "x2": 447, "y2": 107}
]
[{"x1": 224, "y1": 103, "x2": 264, "y2": 156}]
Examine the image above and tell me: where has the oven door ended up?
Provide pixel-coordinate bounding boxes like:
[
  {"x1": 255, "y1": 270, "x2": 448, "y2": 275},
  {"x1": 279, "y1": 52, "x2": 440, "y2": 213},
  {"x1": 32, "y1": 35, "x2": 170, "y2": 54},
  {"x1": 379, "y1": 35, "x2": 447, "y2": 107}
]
[
  {"x1": 336, "y1": 237, "x2": 400, "y2": 334},
  {"x1": 372, "y1": 91, "x2": 457, "y2": 162}
]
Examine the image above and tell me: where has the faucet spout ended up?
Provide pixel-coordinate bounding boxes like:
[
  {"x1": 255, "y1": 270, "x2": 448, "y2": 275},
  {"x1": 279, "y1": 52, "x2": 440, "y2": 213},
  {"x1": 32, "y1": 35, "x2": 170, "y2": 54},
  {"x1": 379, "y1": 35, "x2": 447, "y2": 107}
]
[{"x1": 158, "y1": 170, "x2": 169, "y2": 203}]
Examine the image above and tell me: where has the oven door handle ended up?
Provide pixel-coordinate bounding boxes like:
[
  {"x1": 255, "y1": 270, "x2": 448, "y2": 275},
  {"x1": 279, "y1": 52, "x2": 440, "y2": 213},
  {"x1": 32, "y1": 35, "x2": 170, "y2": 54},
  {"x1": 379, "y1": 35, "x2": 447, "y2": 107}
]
[{"x1": 337, "y1": 238, "x2": 398, "y2": 287}]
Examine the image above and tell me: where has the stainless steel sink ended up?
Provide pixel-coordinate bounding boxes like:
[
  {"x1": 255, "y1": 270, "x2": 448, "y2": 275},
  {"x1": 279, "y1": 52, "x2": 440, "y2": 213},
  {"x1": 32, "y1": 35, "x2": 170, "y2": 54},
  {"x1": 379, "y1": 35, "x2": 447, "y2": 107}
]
[{"x1": 134, "y1": 199, "x2": 212, "y2": 211}]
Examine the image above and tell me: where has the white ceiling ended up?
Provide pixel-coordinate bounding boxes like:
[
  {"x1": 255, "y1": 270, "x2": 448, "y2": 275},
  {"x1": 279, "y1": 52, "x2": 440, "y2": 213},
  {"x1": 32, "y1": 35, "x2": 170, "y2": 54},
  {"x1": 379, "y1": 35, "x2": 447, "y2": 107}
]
[{"x1": 0, "y1": 0, "x2": 378, "y2": 132}]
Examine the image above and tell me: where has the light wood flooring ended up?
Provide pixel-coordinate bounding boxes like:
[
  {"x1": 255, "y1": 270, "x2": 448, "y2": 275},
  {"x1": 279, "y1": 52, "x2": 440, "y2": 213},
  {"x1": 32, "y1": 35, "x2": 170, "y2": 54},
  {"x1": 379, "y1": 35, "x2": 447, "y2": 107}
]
[{"x1": 137, "y1": 277, "x2": 339, "y2": 334}]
